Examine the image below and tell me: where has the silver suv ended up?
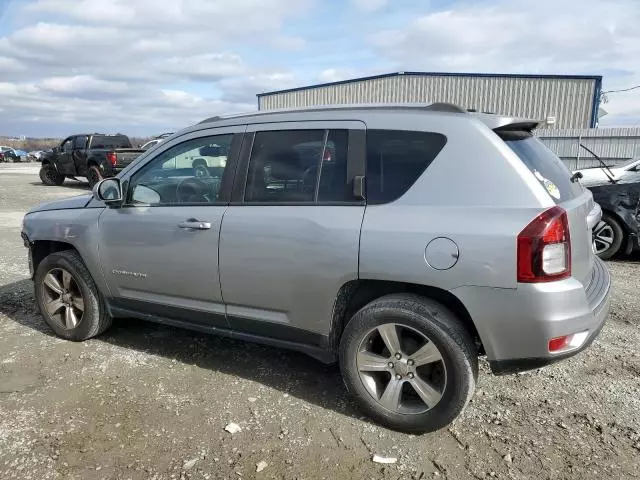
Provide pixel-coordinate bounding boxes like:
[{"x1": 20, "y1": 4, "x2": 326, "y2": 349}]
[{"x1": 21, "y1": 104, "x2": 610, "y2": 433}]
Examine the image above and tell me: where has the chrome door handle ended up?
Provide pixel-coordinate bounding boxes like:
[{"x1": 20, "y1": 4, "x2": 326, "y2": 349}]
[{"x1": 178, "y1": 219, "x2": 212, "y2": 230}]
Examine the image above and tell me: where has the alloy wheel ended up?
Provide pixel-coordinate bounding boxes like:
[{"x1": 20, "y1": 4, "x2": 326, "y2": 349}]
[
  {"x1": 593, "y1": 221, "x2": 615, "y2": 255},
  {"x1": 41, "y1": 267, "x2": 85, "y2": 329},
  {"x1": 356, "y1": 323, "x2": 447, "y2": 414}
]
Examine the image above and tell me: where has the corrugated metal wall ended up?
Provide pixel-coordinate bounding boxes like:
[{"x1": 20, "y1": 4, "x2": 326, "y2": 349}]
[
  {"x1": 259, "y1": 74, "x2": 597, "y2": 129},
  {"x1": 538, "y1": 127, "x2": 640, "y2": 170}
]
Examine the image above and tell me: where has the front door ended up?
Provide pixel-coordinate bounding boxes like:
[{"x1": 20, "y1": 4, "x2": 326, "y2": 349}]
[
  {"x1": 219, "y1": 122, "x2": 366, "y2": 345},
  {"x1": 97, "y1": 127, "x2": 243, "y2": 327}
]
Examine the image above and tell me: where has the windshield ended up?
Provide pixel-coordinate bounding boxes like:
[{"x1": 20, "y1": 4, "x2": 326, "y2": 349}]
[
  {"x1": 89, "y1": 135, "x2": 132, "y2": 149},
  {"x1": 501, "y1": 132, "x2": 582, "y2": 203}
]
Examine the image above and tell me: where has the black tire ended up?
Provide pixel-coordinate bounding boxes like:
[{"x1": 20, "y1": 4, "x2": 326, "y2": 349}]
[
  {"x1": 87, "y1": 165, "x2": 103, "y2": 189},
  {"x1": 39, "y1": 164, "x2": 65, "y2": 186},
  {"x1": 594, "y1": 213, "x2": 624, "y2": 260},
  {"x1": 34, "y1": 250, "x2": 112, "y2": 341},
  {"x1": 339, "y1": 293, "x2": 478, "y2": 433}
]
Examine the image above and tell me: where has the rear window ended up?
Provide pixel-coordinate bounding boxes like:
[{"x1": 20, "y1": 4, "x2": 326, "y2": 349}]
[
  {"x1": 366, "y1": 130, "x2": 447, "y2": 204},
  {"x1": 502, "y1": 132, "x2": 580, "y2": 203},
  {"x1": 89, "y1": 135, "x2": 132, "y2": 149}
]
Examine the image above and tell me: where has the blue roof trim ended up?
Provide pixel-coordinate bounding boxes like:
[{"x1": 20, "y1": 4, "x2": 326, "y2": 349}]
[
  {"x1": 590, "y1": 77, "x2": 603, "y2": 128},
  {"x1": 257, "y1": 71, "x2": 604, "y2": 97}
]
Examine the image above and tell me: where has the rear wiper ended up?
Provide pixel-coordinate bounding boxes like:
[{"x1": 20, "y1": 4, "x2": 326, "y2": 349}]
[{"x1": 579, "y1": 144, "x2": 617, "y2": 184}]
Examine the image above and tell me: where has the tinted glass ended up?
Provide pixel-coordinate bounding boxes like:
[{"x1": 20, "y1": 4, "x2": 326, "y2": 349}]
[
  {"x1": 128, "y1": 134, "x2": 233, "y2": 206},
  {"x1": 502, "y1": 133, "x2": 580, "y2": 203},
  {"x1": 366, "y1": 130, "x2": 447, "y2": 204},
  {"x1": 295, "y1": 130, "x2": 350, "y2": 202},
  {"x1": 89, "y1": 135, "x2": 132, "y2": 149},
  {"x1": 74, "y1": 136, "x2": 88, "y2": 149},
  {"x1": 245, "y1": 130, "x2": 324, "y2": 203},
  {"x1": 62, "y1": 140, "x2": 73, "y2": 152}
]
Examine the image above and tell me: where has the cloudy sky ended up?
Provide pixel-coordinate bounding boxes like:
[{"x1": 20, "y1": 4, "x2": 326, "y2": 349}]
[{"x1": 0, "y1": 0, "x2": 639, "y2": 137}]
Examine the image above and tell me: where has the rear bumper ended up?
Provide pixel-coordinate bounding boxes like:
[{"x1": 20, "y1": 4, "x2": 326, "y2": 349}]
[{"x1": 452, "y1": 257, "x2": 611, "y2": 374}]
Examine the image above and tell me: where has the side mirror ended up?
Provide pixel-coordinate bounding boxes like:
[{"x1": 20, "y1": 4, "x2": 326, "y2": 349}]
[{"x1": 93, "y1": 178, "x2": 123, "y2": 205}]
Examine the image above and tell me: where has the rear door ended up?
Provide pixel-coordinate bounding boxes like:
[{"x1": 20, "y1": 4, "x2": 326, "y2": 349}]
[
  {"x1": 501, "y1": 131, "x2": 595, "y2": 285},
  {"x1": 73, "y1": 135, "x2": 89, "y2": 175},
  {"x1": 57, "y1": 137, "x2": 75, "y2": 174},
  {"x1": 218, "y1": 121, "x2": 366, "y2": 343}
]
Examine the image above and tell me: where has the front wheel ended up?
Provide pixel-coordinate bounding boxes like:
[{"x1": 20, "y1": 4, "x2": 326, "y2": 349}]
[
  {"x1": 593, "y1": 213, "x2": 624, "y2": 260},
  {"x1": 339, "y1": 294, "x2": 478, "y2": 433},
  {"x1": 39, "y1": 164, "x2": 65, "y2": 186},
  {"x1": 34, "y1": 250, "x2": 112, "y2": 341}
]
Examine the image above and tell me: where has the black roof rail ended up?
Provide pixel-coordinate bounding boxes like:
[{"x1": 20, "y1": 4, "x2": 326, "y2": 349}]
[{"x1": 197, "y1": 102, "x2": 471, "y2": 125}]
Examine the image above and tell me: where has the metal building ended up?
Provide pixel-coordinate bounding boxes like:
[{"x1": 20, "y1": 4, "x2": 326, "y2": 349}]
[
  {"x1": 538, "y1": 127, "x2": 640, "y2": 170},
  {"x1": 257, "y1": 72, "x2": 603, "y2": 129}
]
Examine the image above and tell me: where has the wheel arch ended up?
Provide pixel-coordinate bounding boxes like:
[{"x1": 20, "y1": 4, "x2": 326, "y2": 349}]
[
  {"x1": 601, "y1": 208, "x2": 629, "y2": 234},
  {"x1": 31, "y1": 240, "x2": 77, "y2": 277},
  {"x1": 330, "y1": 279, "x2": 483, "y2": 355},
  {"x1": 86, "y1": 158, "x2": 100, "y2": 168}
]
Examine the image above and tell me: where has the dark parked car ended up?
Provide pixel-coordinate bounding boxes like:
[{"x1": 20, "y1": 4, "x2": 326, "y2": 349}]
[
  {"x1": 589, "y1": 176, "x2": 640, "y2": 259},
  {"x1": 574, "y1": 145, "x2": 640, "y2": 260},
  {"x1": 0, "y1": 146, "x2": 26, "y2": 162},
  {"x1": 39, "y1": 134, "x2": 145, "y2": 187}
]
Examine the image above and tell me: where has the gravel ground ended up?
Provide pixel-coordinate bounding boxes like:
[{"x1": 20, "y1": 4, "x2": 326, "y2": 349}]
[{"x1": 1, "y1": 163, "x2": 639, "y2": 480}]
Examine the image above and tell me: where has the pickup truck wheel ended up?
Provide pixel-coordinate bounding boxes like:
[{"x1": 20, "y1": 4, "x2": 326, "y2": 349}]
[
  {"x1": 87, "y1": 166, "x2": 103, "y2": 188},
  {"x1": 34, "y1": 250, "x2": 112, "y2": 341},
  {"x1": 339, "y1": 294, "x2": 478, "y2": 433},
  {"x1": 39, "y1": 164, "x2": 65, "y2": 186}
]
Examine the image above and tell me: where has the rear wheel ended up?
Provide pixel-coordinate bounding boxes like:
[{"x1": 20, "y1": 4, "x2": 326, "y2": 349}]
[
  {"x1": 593, "y1": 213, "x2": 624, "y2": 260},
  {"x1": 87, "y1": 165, "x2": 103, "y2": 189},
  {"x1": 39, "y1": 164, "x2": 65, "y2": 185},
  {"x1": 339, "y1": 294, "x2": 478, "y2": 433},
  {"x1": 34, "y1": 250, "x2": 112, "y2": 341}
]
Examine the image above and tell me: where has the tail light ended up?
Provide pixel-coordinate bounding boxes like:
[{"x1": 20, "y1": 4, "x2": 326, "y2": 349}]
[
  {"x1": 106, "y1": 152, "x2": 117, "y2": 167},
  {"x1": 517, "y1": 206, "x2": 571, "y2": 283}
]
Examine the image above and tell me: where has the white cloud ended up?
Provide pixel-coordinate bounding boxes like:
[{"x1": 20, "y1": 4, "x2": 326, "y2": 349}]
[
  {"x1": 218, "y1": 72, "x2": 299, "y2": 103},
  {"x1": 0, "y1": 0, "x2": 639, "y2": 135},
  {"x1": 369, "y1": 0, "x2": 640, "y2": 125},
  {"x1": 318, "y1": 68, "x2": 363, "y2": 83},
  {"x1": 351, "y1": 0, "x2": 387, "y2": 12},
  {"x1": 0, "y1": 0, "x2": 312, "y2": 135}
]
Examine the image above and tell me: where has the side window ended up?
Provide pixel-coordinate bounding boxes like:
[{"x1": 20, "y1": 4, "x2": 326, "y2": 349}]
[
  {"x1": 61, "y1": 139, "x2": 73, "y2": 153},
  {"x1": 245, "y1": 129, "x2": 349, "y2": 203},
  {"x1": 366, "y1": 130, "x2": 447, "y2": 204},
  {"x1": 74, "y1": 136, "x2": 88, "y2": 150},
  {"x1": 128, "y1": 134, "x2": 233, "y2": 206}
]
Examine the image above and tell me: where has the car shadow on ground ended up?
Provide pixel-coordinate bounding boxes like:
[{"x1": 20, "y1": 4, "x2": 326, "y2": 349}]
[
  {"x1": 0, "y1": 278, "x2": 360, "y2": 420},
  {"x1": 29, "y1": 181, "x2": 90, "y2": 190}
]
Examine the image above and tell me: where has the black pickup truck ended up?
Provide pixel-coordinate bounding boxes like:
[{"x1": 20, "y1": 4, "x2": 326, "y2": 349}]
[{"x1": 39, "y1": 134, "x2": 145, "y2": 188}]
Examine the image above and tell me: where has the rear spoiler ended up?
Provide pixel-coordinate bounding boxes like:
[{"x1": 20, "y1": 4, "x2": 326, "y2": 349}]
[{"x1": 472, "y1": 112, "x2": 541, "y2": 132}]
